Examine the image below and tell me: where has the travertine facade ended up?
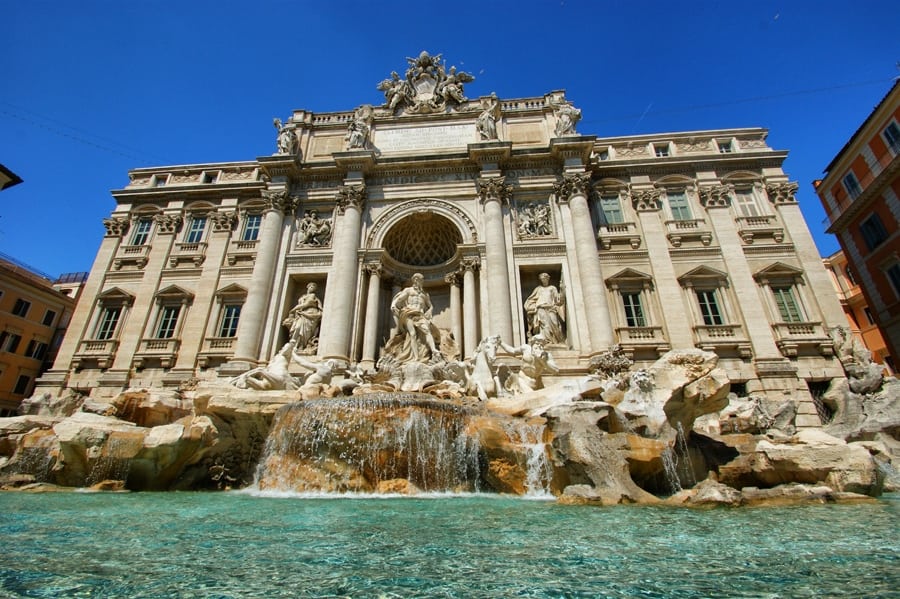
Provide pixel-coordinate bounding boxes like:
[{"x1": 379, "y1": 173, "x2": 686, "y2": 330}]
[{"x1": 39, "y1": 53, "x2": 846, "y2": 424}]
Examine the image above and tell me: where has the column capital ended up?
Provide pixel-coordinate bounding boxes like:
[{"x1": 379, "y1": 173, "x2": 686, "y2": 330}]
[
  {"x1": 335, "y1": 183, "x2": 367, "y2": 214},
  {"x1": 699, "y1": 184, "x2": 733, "y2": 209},
  {"x1": 444, "y1": 271, "x2": 460, "y2": 286},
  {"x1": 102, "y1": 216, "x2": 130, "y2": 237},
  {"x1": 153, "y1": 213, "x2": 183, "y2": 235},
  {"x1": 629, "y1": 187, "x2": 662, "y2": 212},
  {"x1": 476, "y1": 176, "x2": 513, "y2": 204},
  {"x1": 261, "y1": 188, "x2": 298, "y2": 213},
  {"x1": 364, "y1": 262, "x2": 383, "y2": 277},
  {"x1": 766, "y1": 181, "x2": 799, "y2": 205},
  {"x1": 460, "y1": 257, "x2": 481, "y2": 272},
  {"x1": 553, "y1": 172, "x2": 592, "y2": 204},
  {"x1": 210, "y1": 210, "x2": 237, "y2": 232}
]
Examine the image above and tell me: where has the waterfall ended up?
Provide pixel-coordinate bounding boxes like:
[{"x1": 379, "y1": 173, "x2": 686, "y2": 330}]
[
  {"x1": 675, "y1": 422, "x2": 697, "y2": 488},
  {"x1": 503, "y1": 421, "x2": 552, "y2": 497},
  {"x1": 253, "y1": 394, "x2": 482, "y2": 494},
  {"x1": 660, "y1": 448, "x2": 682, "y2": 494}
]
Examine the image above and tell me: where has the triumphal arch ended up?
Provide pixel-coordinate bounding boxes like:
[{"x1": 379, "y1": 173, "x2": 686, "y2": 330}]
[{"x1": 39, "y1": 52, "x2": 847, "y2": 420}]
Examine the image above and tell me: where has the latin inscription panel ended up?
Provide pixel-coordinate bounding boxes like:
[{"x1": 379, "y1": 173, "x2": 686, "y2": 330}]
[{"x1": 374, "y1": 124, "x2": 475, "y2": 153}]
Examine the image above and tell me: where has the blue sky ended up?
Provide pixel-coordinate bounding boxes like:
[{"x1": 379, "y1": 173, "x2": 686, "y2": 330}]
[{"x1": 3, "y1": 1, "x2": 898, "y2": 278}]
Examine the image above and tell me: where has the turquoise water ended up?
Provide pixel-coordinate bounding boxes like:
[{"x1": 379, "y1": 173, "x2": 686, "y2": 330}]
[{"x1": 1, "y1": 491, "x2": 898, "y2": 598}]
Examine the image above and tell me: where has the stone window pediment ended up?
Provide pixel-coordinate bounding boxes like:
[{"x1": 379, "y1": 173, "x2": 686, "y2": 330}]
[
  {"x1": 97, "y1": 287, "x2": 136, "y2": 305},
  {"x1": 606, "y1": 268, "x2": 653, "y2": 290},
  {"x1": 753, "y1": 262, "x2": 804, "y2": 285},
  {"x1": 678, "y1": 266, "x2": 729, "y2": 289}
]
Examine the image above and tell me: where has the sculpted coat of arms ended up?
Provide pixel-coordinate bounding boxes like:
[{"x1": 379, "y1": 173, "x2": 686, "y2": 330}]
[{"x1": 377, "y1": 51, "x2": 475, "y2": 115}]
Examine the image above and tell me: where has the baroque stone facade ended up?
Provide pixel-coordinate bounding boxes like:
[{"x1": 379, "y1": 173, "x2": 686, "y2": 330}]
[{"x1": 38, "y1": 53, "x2": 846, "y2": 424}]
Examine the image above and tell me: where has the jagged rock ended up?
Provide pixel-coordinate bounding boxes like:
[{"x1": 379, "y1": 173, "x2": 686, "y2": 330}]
[
  {"x1": 717, "y1": 429, "x2": 880, "y2": 495},
  {"x1": 486, "y1": 378, "x2": 598, "y2": 417},
  {"x1": 740, "y1": 483, "x2": 875, "y2": 506},
  {"x1": 824, "y1": 377, "x2": 900, "y2": 443},
  {"x1": 616, "y1": 349, "x2": 725, "y2": 438},
  {"x1": 545, "y1": 402, "x2": 659, "y2": 505},
  {"x1": 667, "y1": 477, "x2": 742, "y2": 507},
  {"x1": 17, "y1": 391, "x2": 84, "y2": 418},
  {"x1": 375, "y1": 478, "x2": 421, "y2": 494}
]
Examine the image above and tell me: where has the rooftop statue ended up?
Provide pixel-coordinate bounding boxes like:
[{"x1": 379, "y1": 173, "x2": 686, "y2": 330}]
[
  {"x1": 476, "y1": 93, "x2": 501, "y2": 141},
  {"x1": 345, "y1": 105, "x2": 374, "y2": 150},
  {"x1": 552, "y1": 101, "x2": 582, "y2": 137},
  {"x1": 273, "y1": 118, "x2": 299, "y2": 156},
  {"x1": 377, "y1": 51, "x2": 475, "y2": 115}
]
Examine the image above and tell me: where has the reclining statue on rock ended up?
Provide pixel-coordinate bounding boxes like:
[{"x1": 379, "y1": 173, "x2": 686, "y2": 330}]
[
  {"x1": 500, "y1": 334, "x2": 559, "y2": 394},
  {"x1": 230, "y1": 342, "x2": 299, "y2": 391}
]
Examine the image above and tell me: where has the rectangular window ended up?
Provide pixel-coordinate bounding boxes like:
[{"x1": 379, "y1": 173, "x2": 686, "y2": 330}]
[
  {"x1": 695, "y1": 290, "x2": 724, "y2": 325},
  {"x1": 219, "y1": 305, "x2": 241, "y2": 337},
  {"x1": 156, "y1": 306, "x2": 181, "y2": 339},
  {"x1": 887, "y1": 263, "x2": 900, "y2": 298},
  {"x1": 860, "y1": 214, "x2": 889, "y2": 251},
  {"x1": 883, "y1": 121, "x2": 900, "y2": 155},
  {"x1": 25, "y1": 340, "x2": 48, "y2": 361},
  {"x1": 202, "y1": 172, "x2": 218, "y2": 184},
  {"x1": 13, "y1": 375, "x2": 31, "y2": 395},
  {"x1": 863, "y1": 307, "x2": 876, "y2": 325},
  {"x1": 153, "y1": 175, "x2": 167, "y2": 187},
  {"x1": 1, "y1": 333, "x2": 22, "y2": 353},
  {"x1": 599, "y1": 195, "x2": 624, "y2": 225},
  {"x1": 185, "y1": 216, "x2": 207, "y2": 243},
  {"x1": 12, "y1": 299, "x2": 31, "y2": 318},
  {"x1": 42, "y1": 309, "x2": 57, "y2": 327},
  {"x1": 242, "y1": 214, "x2": 262, "y2": 241},
  {"x1": 654, "y1": 143, "x2": 670, "y2": 157},
  {"x1": 842, "y1": 172, "x2": 863, "y2": 199},
  {"x1": 717, "y1": 140, "x2": 733, "y2": 153},
  {"x1": 734, "y1": 188, "x2": 763, "y2": 217},
  {"x1": 772, "y1": 286, "x2": 803, "y2": 323},
  {"x1": 95, "y1": 306, "x2": 122, "y2": 340},
  {"x1": 667, "y1": 190, "x2": 692, "y2": 221},
  {"x1": 131, "y1": 218, "x2": 153, "y2": 246},
  {"x1": 622, "y1": 292, "x2": 646, "y2": 327}
]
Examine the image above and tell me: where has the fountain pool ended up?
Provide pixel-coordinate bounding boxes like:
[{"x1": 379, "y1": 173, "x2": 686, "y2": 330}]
[{"x1": 1, "y1": 491, "x2": 897, "y2": 597}]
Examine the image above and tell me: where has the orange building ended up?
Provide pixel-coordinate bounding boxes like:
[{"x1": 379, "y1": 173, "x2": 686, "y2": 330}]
[
  {"x1": 816, "y1": 80, "x2": 900, "y2": 371},
  {"x1": 0, "y1": 257, "x2": 82, "y2": 415},
  {"x1": 824, "y1": 250, "x2": 893, "y2": 373}
]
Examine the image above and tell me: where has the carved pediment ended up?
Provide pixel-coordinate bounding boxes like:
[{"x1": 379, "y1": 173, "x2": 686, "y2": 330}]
[
  {"x1": 678, "y1": 266, "x2": 729, "y2": 287},
  {"x1": 155, "y1": 285, "x2": 195, "y2": 302},
  {"x1": 97, "y1": 287, "x2": 135, "y2": 305},
  {"x1": 753, "y1": 262, "x2": 804, "y2": 284},
  {"x1": 606, "y1": 268, "x2": 653, "y2": 290}
]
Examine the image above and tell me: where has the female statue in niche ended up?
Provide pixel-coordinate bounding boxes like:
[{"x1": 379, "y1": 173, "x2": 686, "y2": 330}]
[
  {"x1": 524, "y1": 273, "x2": 566, "y2": 345},
  {"x1": 283, "y1": 282, "x2": 323, "y2": 353}
]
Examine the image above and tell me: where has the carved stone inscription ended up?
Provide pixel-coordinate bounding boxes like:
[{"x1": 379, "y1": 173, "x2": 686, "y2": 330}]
[{"x1": 375, "y1": 124, "x2": 475, "y2": 153}]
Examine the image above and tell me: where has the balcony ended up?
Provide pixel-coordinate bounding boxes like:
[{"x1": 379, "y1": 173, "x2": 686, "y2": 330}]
[
  {"x1": 735, "y1": 215, "x2": 784, "y2": 244},
  {"x1": 664, "y1": 219, "x2": 712, "y2": 247},
  {"x1": 615, "y1": 326, "x2": 670, "y2": 358},
  {"x1": 197, "y1": 336, "x2": 236, "y2": 368},
  {"x1": 692, "y1": 324, "x2": 752, "y2": 358},
  {"x1": 72, "y1": 339, "x2": 119, "y2": 370},
  {"x1": 771, "y1": 322, "x2": 833, "y2": 357},
  {"x1": 597, "y1": 221, "x2": 641, "y2": 250},
  {"x1": 133, "y1": 338, "x2": 180, "y2": 369},
  {"x1": 113, "y1": 244, "x2": 150, "y2": 270},
  {"x1": 226, "y1": 239, "x2": 258, "y2": 266},
  {"x1": 168, "y1": 242, "x2": 207, "y2": 268}
]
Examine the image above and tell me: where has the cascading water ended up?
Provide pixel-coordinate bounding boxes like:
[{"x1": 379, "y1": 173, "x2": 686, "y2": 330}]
[
  {"x1": 503, "y1": 421, "x2": 552, "y2": 497},
  {"x1": 660, "y1": 448, "x2": 682, "y2": 494},
  {"x1": 253, "y1": 394, "x2": 483, "y2": 494},
  {"x1": 675, "y1": 422, "x2": 697, "y2": 488}
]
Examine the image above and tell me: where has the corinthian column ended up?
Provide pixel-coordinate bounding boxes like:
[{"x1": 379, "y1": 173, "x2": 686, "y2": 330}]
[
  {"x1": 445, "y1": 271, "x2": 462, "y2": 354},
  {"x1": 228, "y1": 189, "x2": 294, "y2": 369},
  {"x1": 476, "y1": 176, "x2": 514, "y2": 344},
  {"x1": 360, "y1": 262, "x2": 383, "y2": 366},
  {"x1": 461, "y1": 257, "x2": 480, "y2": 358},
  {"x1": 555, "y1": 173, "x2": 614, "y2": 352},
  {"x1": 319, "y1": 183, "x2": 366, "y2": 362}
]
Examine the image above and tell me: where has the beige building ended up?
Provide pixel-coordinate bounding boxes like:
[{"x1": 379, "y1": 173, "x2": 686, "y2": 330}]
[{"x1": 39, "y1": 53, "x2": 846, "y2": 426}]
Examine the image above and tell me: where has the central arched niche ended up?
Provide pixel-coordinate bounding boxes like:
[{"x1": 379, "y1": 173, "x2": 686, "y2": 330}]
[{"x1": 382, "y1": 212, "x2": 462, "y2": 267}]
